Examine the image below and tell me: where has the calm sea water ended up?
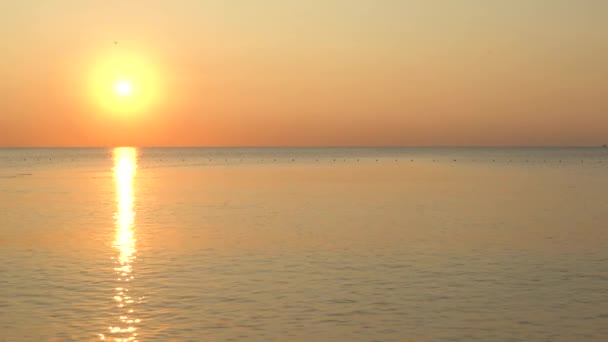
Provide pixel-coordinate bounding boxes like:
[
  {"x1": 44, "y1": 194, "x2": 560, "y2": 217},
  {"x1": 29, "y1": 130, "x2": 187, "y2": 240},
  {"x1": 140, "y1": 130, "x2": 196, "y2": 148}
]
[{"x1": 1, "y1": 147, "x2": 607, "y2": 341}]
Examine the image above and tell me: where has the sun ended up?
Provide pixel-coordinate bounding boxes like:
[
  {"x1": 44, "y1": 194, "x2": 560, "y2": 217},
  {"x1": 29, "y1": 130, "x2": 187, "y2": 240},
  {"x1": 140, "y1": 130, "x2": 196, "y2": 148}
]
[
  {"x1": 87, "y1": 51, "x2": 164, "y2": 116},
  {"x1": 115, "y1": 81, "x2": 133, "y2": 96}
]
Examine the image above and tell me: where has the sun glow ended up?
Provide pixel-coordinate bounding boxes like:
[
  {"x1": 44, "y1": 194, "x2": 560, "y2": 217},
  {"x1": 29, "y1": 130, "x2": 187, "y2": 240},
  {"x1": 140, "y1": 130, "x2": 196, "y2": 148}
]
[{"x1": 88, "y1": 52, "x2": 163, "y2": 115}]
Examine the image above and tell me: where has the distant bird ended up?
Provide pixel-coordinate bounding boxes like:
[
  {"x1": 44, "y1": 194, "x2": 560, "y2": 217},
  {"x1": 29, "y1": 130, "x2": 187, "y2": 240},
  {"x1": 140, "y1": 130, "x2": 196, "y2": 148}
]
[{"x1": 114, "y1": 41, "x2": 118, "y2": 44}]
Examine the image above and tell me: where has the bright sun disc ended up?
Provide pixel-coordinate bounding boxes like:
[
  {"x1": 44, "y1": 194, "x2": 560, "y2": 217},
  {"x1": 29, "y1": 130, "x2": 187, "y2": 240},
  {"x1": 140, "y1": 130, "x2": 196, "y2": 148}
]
[
  {"x1": 115, "y1": 81, "x2": 132, "y2": 96},
  {"x1": 88, "y1": 51, "x2": 163, "y2": 115}
]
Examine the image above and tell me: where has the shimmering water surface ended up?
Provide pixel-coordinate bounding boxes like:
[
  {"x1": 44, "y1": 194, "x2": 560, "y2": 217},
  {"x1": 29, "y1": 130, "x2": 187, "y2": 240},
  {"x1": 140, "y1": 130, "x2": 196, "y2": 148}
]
[{"x1": 1, "y1": 147, "x2": 607, "y2": 341}]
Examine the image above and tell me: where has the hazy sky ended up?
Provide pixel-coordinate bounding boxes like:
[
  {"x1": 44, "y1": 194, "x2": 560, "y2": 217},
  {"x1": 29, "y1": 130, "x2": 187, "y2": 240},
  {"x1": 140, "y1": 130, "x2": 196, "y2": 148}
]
[{"x1": 1, "y1": 0, "x2": 607, "y2": 146}]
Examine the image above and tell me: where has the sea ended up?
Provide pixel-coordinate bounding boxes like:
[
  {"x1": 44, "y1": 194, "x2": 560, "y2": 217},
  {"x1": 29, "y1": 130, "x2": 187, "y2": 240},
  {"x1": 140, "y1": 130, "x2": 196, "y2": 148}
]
[{"x1": 1, "y1": 147, "x2": 607, "y2": 341}]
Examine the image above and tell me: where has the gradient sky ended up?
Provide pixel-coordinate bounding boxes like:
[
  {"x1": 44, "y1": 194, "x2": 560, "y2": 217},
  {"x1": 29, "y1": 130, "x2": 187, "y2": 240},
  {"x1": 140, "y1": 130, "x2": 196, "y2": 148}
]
[{"x1": 1, "y1": 0, "x2": 607, "y2": 146}]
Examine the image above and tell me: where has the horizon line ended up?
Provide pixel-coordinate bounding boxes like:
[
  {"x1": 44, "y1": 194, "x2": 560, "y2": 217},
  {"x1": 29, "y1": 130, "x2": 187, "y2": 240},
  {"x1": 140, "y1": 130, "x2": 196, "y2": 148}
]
[{"x1": 0, "y1": 145, "x2": 606, "y2": 149}]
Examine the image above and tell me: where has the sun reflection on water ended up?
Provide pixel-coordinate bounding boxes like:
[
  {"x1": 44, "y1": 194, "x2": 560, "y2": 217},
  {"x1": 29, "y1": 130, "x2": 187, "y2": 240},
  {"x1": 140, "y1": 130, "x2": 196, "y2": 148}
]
[{"x1": 104, "y1": 147, "x2": 139, "y2": 342}]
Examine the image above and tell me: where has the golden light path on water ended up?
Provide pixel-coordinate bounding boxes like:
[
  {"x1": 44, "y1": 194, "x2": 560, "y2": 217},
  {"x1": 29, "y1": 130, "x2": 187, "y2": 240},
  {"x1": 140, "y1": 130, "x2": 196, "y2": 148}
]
[{"x1": 102, "y1": 147, "x2": 140, "y2": 341}]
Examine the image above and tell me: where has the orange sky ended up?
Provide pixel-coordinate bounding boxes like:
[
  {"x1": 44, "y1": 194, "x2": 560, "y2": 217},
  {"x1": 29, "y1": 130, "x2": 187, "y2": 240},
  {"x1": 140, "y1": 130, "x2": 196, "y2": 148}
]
[{"x1": 1, "y1": 1, "x2": 607, "y2": 147}]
